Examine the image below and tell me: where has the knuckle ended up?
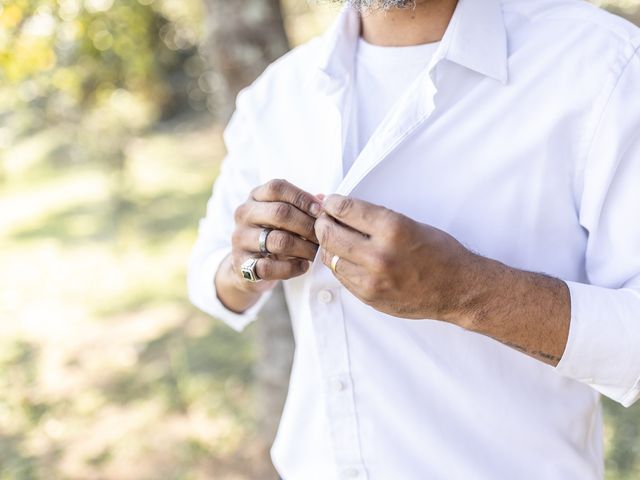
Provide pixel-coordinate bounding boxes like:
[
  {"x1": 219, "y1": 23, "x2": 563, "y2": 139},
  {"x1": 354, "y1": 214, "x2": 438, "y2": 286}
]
[
  {"x1": 273, "y1": 203, "x2": 292, "y2": 223},
  {"x1": 301, "y1": 219, "x2": 316, "y2": 240},
  {"x1": 335, "y1": 196, "x2": 354, "y2": 218},
  {"x1": 272, "y1": 231, "x2": 294, "y2": 253},
  {"x1": 257, "y1": 259, "x2": 272, "y2": 279},
  {"x1": 384, "y1": 213, "x2": 405, "y2": 241},
  {"x1": 292, "y1": 190, "x2": 310, "y2": 212},
  {"x1": 317, "y1": 215, "x2": 330, "y2": 228},
  {"x1": 313, "y1": 218, "x2": 322, "y2": 239},
  {"x1": 234, "y1": 203, "x2": 248, "y2": 223},
  {"x1": 317, "y1": 221, "x2": 333, "y2": 246},
  {"x1": 266, "y1": 178, "x2": 287, "y2": 197}
]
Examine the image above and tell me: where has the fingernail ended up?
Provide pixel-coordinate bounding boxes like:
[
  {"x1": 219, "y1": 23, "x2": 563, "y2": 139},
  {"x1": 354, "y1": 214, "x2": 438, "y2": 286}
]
[{"x1": 310, "y1": 202, "x2": 322, "y2": 217}]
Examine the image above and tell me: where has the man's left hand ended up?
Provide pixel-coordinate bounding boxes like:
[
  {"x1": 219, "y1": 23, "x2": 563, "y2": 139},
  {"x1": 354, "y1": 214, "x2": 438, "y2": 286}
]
[{"x1": 315, "y1": 194, "x2": 479, "y2": 322}]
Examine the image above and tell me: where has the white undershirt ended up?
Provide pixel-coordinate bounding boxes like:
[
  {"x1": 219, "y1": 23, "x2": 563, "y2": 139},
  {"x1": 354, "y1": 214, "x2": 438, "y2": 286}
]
[{"x1": 343, "y1": 37, "x2": 440, "y2": 174}]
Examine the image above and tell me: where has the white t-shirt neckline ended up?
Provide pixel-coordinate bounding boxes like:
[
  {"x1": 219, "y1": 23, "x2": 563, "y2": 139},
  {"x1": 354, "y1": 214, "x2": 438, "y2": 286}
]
[{"x1": 343, "y1": 37, "x2": 441, "y2": 175}]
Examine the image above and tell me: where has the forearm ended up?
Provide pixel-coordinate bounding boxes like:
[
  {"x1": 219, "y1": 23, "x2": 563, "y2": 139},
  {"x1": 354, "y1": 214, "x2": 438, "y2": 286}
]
[
  {"x1": 451, "y1": 255, "x2": 571, "y2": 366},
  {"x1": 214, "y1": 254, "x2": 265, "y2": 314}
]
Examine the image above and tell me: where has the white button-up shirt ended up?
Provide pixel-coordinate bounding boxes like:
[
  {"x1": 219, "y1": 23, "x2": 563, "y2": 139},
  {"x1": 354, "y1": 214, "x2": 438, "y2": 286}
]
[{"x1": 188, "y1": 1, "x2": 640, "y2": 478}]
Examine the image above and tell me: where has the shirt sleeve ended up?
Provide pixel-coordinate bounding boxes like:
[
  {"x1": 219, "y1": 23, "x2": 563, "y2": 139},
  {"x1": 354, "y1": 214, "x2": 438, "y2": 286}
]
[
  {"x1": 187, "y1": 87, "x2": 273, "y2": 332},
  {"x1": 555, "y1": 41, "x2": 640, "y2": 407}
]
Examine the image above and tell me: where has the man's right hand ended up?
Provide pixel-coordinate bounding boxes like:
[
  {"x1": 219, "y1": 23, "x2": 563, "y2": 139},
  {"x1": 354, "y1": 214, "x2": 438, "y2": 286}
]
[{"x1": 215, "y1": 179, "x2": 322, "y2": 313}]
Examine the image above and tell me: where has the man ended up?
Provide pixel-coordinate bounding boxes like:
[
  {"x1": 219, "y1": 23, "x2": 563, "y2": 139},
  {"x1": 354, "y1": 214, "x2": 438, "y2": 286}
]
[{"x1": 189, "y1": 0, "x2": 640, "y2": 478}]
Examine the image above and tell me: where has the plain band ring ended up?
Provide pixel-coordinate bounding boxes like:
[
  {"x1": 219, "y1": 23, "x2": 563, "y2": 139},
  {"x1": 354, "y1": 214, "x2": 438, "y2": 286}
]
[
  {"x1": 330, "y1": 255, "x2": 340, "y2": 274},
  {"x1": 259, "y1": 228, "x2": 272, "y2": 255}
]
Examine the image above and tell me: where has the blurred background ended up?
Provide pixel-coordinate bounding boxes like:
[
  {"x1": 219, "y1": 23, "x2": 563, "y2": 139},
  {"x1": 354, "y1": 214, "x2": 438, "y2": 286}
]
[{"x1": 0, "y1": 0, "x2": 639, "y2": 478}]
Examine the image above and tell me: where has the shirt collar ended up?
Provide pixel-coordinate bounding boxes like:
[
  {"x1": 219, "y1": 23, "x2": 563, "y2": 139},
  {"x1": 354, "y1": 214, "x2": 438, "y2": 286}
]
[{"x1": 315, "y1": 0, "x2": 508, "y2": 86}]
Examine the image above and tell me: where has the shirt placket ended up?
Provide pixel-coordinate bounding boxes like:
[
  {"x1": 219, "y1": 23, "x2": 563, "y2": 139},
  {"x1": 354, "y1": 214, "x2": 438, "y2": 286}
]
[
  {"x1": 306, "y1": 68, "x2": 370, "y2": 479},
  {"x1": 309, "y1": 265, "x2": 368, "y2": 480},
  {"x1": 308, "y1": 62, "x2": 441, "y2": 479}
]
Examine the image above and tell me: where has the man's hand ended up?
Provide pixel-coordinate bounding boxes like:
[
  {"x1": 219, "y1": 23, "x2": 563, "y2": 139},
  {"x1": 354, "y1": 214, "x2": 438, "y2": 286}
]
[
  {"x1": 216, "y1": 179, "x2": 321, "y2": 313},
  {"x1": 315, "y1": 194, "x2": 570, "y2": 366},
  {"x1": 314, "y1": 194, "x2": 475, "y2": 320}
]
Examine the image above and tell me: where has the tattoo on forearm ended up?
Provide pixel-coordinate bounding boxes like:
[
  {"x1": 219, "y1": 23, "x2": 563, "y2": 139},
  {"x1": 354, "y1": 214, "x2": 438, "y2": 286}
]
[
  {"x1": 505, "y1": 341, "x2": 527, "y2": 353},
  {"x1": 531, "y1": 350, "x2": 561, "y2": 363},
  {"x1": 503, "y1": 342, "x2": 561, "y2": 364}
]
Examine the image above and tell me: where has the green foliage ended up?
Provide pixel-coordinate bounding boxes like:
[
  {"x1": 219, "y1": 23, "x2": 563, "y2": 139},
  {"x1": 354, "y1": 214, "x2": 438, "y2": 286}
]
[
  {"x1": 0, "y1": 0, "x2": 202, "y2": 106},
  {"x1": 605, "y1": 398, "x2": 640, "y2": 480},
  {"x1": 0, "y1": 0, "x2": 207, "y2": 181}
]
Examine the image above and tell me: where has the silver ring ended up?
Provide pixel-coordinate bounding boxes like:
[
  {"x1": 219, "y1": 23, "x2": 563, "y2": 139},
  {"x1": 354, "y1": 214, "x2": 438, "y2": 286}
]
[
  {"x1": 240, "y1": 257, "x2": 262, "y2": 282},
  {"x1": 259, "y1": 228, "x2": 272, "y2": 255}
]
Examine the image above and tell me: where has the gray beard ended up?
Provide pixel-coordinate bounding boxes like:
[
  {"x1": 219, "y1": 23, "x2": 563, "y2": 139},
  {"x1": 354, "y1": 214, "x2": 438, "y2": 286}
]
[{"x1": 321, "y1": 0, "x2": 417, "y2": 12}]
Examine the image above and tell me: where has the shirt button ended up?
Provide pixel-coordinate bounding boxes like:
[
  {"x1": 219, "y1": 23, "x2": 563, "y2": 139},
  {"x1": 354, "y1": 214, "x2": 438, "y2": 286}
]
[
  {"x1": 331, "y1": 377, "x2": 347, "y2": 392},
  {"x1": 342, "y1": 467, "x2": 360, "y2": 479},
  {"x1": 317, "y1": 289, "x2": 333, "y2": 304}
]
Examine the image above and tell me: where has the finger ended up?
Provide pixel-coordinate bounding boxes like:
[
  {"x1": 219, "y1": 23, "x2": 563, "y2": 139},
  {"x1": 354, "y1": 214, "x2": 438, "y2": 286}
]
[
  {"x1": 254, "y1": 256, "x2": 310, "y2": 281},
  {"x1": 238, "y1": 227, "x2": 318, "y2": 261},
  {"x1": 319, "y1": 248, "x2": 383, "y2": 305},
  {"x1": 252, "y1": 179, "x2": 323, "y2": 218},
  {"x1": 314, "y1": 214, "x2": 370, "y2": 265},
  {"x1": 245, "y1": 201, "x2": 318, "y2": 243},
  {"x1": 319, "y1": 247, "x2": 369, "y2": 291},
  {"x1": 322, "y1": 194, "x2": 390, "y2": 236}
]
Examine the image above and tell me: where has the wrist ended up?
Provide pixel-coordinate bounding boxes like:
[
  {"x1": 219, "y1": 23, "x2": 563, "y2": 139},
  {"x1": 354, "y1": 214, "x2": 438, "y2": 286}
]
[{"x1": 443, "y1": 252, "x2": 506, "y2": 331}]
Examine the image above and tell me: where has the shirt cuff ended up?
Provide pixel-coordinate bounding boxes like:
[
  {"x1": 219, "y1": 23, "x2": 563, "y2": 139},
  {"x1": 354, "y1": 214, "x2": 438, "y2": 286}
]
[
  {"x1": 555, "y1": 280, "x2": 640, "y2": 407},
  {"x1": 192, "y1": 248, "x2": 272, "y2": 332}
]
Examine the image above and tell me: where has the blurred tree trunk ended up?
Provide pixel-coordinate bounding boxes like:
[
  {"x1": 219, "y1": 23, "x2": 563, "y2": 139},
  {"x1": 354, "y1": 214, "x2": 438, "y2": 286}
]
[
  {"x1": 201, "y1": 1, "x2": 294, "y2": 478},
  {"x1": 202, "y1": 0, "x2": 290, "y2": 120}
]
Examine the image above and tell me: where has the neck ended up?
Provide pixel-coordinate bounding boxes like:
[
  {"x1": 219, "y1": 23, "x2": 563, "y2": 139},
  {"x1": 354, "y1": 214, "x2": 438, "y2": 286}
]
[{"x1": 359, "y1": 0, "x2": 458, "y2": 46}]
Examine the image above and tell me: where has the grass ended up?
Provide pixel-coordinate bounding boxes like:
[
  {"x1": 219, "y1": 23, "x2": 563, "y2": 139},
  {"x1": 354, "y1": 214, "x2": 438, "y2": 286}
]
[{"x1": 0, "y1": 115, "x2": 269, "y2": 479}]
